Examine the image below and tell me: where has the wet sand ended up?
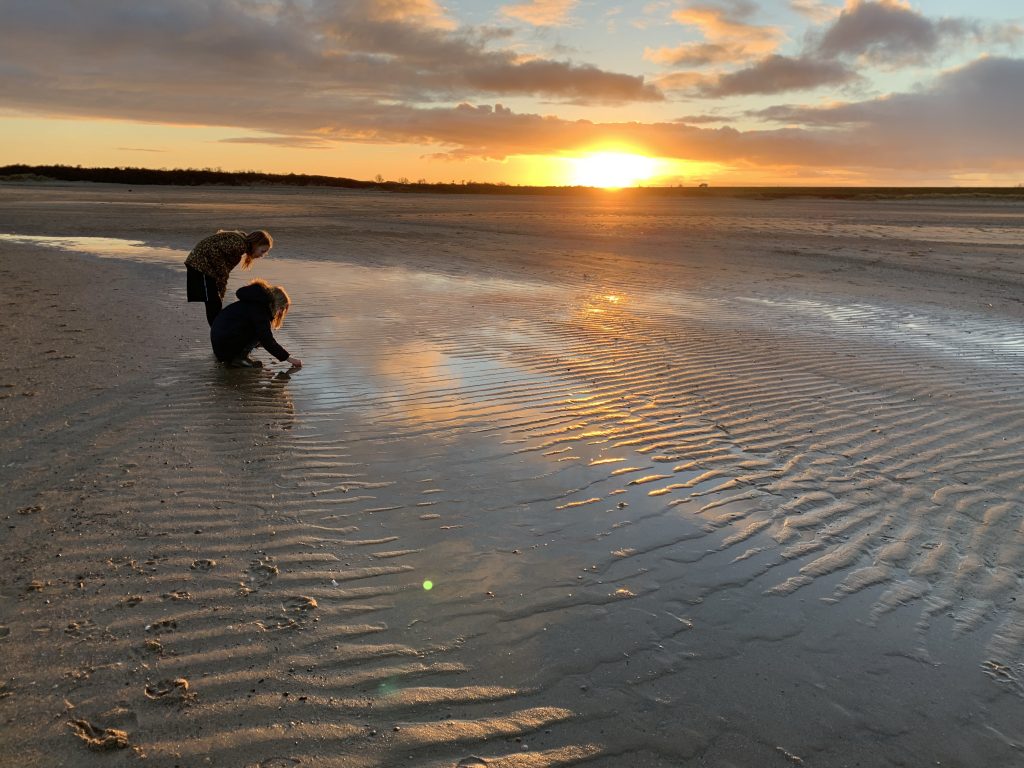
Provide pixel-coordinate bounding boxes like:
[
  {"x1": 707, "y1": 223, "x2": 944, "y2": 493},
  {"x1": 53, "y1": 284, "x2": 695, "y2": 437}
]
[{"x1": 2, "y1": 182, "x2": 1024, "y2": 767}]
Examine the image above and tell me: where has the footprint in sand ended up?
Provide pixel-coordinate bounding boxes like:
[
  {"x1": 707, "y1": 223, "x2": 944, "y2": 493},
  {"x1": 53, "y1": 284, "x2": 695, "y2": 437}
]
[
  {"x1": 142, "y1": 639, "x2": 164, "y2": 655},
  {"x1": 68, "y1": 719, "x2": 130, "y2": 751},
  {"x1": 144, "y1": 619, "x2": 177, "y2": 635},
  {"x1": 144, "y1": 677, "x2": 193, "y2": 704},
  {"x1": 258, "y1": 616, "x2": 302, "y2": 632},
  {"x1": 283, "y1": 596, "x2": 317, "y2": 613},
  {"x1": 242, "y1": 556, "x2": 279, "y2": 593},
  {"x1": 257, "y1": 597, "x2": 317, "y2": 630}
]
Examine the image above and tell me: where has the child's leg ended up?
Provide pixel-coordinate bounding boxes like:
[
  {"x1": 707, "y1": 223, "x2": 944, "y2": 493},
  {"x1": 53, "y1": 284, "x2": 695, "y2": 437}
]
[
  {"x1": 204, "y1": 296, "x2": 222, "y2": 326},
  {"x1": 214, "y1": 336, "x2": 262, "y2": 367},
  {"x1": 188, "y1": 267, "x2": 223, "y2": 326},
  {"x1": 239, "y1": 340, "x2": 263, "y2": 366}
]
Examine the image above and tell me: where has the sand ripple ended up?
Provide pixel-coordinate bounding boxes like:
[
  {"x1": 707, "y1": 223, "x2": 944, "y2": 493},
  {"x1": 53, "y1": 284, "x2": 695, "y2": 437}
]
[{"x1": 4, "y1": 188, "x2": 1024, "y2": 765}]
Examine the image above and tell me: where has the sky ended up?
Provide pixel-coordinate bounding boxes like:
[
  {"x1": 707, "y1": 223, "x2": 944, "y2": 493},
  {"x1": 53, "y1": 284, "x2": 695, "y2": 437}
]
[{"x1": 1, "y1": 0, "x2": 1022, "y2": 186}]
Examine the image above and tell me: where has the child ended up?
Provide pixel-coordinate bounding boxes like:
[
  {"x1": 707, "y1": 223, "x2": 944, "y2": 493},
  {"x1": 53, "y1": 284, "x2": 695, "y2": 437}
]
[
  {"x1": 210, "y1": 279, "x2": 303, "y2": 369},
  {"x1": 186, "y1": 229, "x2": 273, "y2": 325}
]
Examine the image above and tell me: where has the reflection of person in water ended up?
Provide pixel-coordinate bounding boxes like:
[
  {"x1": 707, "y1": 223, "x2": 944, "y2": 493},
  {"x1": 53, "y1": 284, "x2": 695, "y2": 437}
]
[
  {"x1": 185, "y1": 229, "x2": 272, "y2": 325},
  {"x1": 211, "y1": 363, "x2": 297, "y2": 434},
  {"x1": 210, "y1": 279, "x2": 303, "y2": 369}
]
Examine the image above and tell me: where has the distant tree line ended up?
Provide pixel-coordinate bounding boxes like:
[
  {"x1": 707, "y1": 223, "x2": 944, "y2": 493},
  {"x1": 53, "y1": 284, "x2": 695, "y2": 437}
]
[
  {"x1": 0, "y1": 163, "x2": 375, "y2": 189},
  {"x1": 1, "y1": 164, "x2": 1021, "y2": 199},
  {"x1": 0, "y1": 163, "x2": 576, "y2": 195}
]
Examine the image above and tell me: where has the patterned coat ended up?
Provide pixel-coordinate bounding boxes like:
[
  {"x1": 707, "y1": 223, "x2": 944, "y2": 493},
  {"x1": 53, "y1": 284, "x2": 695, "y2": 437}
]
[{"x1": 183, "y1": 231, "x2": 247, "y2": 300}]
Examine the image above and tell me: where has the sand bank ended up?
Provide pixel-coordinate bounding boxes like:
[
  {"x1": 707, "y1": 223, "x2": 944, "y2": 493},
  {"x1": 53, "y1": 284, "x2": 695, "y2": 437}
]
[{"x1": 2, "y1": 183, "x2": 1024, "y2": 766}]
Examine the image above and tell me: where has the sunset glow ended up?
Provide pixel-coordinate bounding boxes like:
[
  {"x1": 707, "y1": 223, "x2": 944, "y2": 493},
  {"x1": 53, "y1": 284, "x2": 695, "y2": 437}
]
[
  {"x1": 0, "y1": 1, "x2": 1022, "y2": 185},
  {"x1": 570, "y1": 153, "x2": 661, "y2": 188}
]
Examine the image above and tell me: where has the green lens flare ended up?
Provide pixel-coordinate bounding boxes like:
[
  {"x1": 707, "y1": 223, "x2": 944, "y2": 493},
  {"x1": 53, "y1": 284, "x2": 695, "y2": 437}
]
[{"x1": 423, "y1": 580, "x2": 434, "y2": 591}]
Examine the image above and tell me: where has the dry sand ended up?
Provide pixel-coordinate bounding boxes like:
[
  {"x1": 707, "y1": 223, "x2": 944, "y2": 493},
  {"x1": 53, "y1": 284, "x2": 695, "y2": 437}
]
[{"x1": 2, "y1": 182, "x2": 1024, "y2": 767}]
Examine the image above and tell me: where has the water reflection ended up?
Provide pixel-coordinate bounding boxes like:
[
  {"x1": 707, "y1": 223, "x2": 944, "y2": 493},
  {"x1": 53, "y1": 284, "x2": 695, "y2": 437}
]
[
  {"x1": 205, "y1": 364, "x2": 296, "y2": 431},
  {"x1": 742, "y1": 295, "x2": 1024, "y2": 361},
  {"x1": 0, "y1": 233, "x2": 183, "y2": 263}
]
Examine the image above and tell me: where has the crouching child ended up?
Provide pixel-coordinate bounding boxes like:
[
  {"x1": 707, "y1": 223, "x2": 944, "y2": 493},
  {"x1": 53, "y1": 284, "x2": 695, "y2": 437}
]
[{"x1": 211, "y1": 279, "x2": 303, "y2": 369}]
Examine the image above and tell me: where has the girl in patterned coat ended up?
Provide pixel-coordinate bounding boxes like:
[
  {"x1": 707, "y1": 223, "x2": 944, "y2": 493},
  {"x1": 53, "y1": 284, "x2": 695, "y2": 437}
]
[{"x1": 185, "y1": 229, "x2": 273, "y2": 325}]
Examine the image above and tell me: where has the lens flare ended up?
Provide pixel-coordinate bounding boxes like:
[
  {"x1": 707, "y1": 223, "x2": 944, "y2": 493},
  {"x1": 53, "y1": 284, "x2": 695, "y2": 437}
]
[{"x1": 423, "y1": 580, "x2": 434, "y2": 591}]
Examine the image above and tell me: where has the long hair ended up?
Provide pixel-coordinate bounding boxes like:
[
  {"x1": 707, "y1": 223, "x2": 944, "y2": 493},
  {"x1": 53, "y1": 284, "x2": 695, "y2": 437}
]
[
  {"x1": 245, "y1": 279, "x2": 290, "y2": 329},
  {"x1": 269, "y1": 285, "x2": 290, "y2": 329},
  {"x1": 240, "y1": 230, "x2": 273, "y2": 269}
]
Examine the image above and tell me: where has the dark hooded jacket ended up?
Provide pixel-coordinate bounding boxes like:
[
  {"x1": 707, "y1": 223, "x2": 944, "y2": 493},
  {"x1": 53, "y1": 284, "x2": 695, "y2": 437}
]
[{"x1": 210, "y1": 282, "x2": 289, "y2": 362}]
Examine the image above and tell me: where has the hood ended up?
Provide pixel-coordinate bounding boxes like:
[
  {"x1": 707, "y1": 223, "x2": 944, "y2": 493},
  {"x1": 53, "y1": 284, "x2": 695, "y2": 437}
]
[{"x1": 235, "y1": 281, "x2": 274, "y2": 306}]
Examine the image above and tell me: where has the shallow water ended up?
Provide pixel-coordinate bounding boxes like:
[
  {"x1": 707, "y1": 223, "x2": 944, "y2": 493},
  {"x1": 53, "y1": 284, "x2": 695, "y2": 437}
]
[{"x1": 3, "y1": 187, "x2": 1024, "y2": 766}]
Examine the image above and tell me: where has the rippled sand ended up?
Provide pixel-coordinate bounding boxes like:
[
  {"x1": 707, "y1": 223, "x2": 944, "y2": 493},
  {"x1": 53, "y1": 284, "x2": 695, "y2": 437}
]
[{"x1": 2, "y1": 183, "x2": 1024, "y2": 766}]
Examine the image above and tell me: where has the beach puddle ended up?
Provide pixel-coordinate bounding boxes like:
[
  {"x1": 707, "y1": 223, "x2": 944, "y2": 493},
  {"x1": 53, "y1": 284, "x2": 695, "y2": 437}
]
[{"x1": 0, "y1": 233, "x2": 183, "y2": 263}]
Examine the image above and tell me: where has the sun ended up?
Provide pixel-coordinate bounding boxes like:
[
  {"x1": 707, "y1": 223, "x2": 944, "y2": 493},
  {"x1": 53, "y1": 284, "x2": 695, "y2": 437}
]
[{"x1": 570, "y1": 152, "x2": 660, "y2": 188}]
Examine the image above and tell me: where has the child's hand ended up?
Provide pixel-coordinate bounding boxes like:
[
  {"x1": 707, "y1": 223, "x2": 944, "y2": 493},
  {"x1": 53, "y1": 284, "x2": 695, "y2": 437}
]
[{"x1": 287, "y1": 356, "x2": 303, "y2": 369}]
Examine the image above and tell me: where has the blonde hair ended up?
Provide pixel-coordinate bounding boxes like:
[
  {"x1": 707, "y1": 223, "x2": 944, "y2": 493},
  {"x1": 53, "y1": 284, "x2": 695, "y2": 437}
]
[
  {"x1": 269, "y1": 285, "x2": 290, "y2": 329},
  {"x1": 246, "y1": 279, "x2": 290, "y2": 329},
  {"x1": 222, "y1": 229, "x2": 272, "y2": 269}
]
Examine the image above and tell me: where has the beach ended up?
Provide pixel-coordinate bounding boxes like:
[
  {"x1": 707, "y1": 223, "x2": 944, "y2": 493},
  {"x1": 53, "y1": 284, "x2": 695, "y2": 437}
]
[{"x1": 2, "y1": 182, "x2": 1024, "y2": 767}]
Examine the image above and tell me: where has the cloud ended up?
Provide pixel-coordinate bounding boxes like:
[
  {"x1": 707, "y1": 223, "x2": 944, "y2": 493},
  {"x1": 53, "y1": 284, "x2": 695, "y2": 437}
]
[
  {"x1": 646, "y1": 41, "x2": 752, "y2": 66},
  {"x1": 650, "y1": 0, "x2": 1021, "y2": 99},
  {"x1": 673, "y1": 113, "x2": 737, "y2": 124},
  {"x1": 789, "y1": 0, "x2": 842, "y2": 23},
  {"x1": 358, "y1": 0, "x2": 457, "y2": 29},
  {"x1": 0, "y1": 0, "x2": 659, "y2": 110},
  {"x1": 466, "y1": 59, "x2": 662, "y2": 102},
  {"x1": 755, "y1": 56, "x2": 1024, "y2": 125},
  {"x1": 697, "y1": 54, "x2": 859, "y2": 96},
  {"x1": 814, "y1": 0, "x2": 979, "y2": 65},
  {"x1": 345, "y1": 56, "x2": 1024, "y2": 175},
  {"x1": 501, "y1": 0, "x2": 579, "y2": 27},
  {"x1": 218, "y1": 136, "x2": 333, "y2": 150},
  {"x1": 989, "y1": 21, "x2": 1024, "y2": 47},
  {"x1": 644, "y1": 0, "x2": 792, "y2": 88},
  {"x1": 651, "y1": 71, "x2": 716, "y2": 92},
  {"x1": 653, "y1": 53, "x2": 857, "y2": 96},
  {"x1": 809, "y1": 0, "x2": 1024, "y2": 67},
  {"x1": 743, "y1": 57, "x2": 1024, "y2": 167},
  {"x1": 665, "y1": 1, "x2": 786, "y2": 62}
]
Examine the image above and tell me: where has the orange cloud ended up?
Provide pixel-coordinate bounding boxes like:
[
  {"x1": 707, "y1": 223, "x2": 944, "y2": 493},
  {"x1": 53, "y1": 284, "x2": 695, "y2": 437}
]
[
  {"x1": 362, "y1": 0, "x2": 456, "y2": 29},
  {"x1": 653, "y1": 2, "x2": 785, "y2": 65},
  {"x1": 501, "y1": 0, "x2": 579, "y2": 27}
]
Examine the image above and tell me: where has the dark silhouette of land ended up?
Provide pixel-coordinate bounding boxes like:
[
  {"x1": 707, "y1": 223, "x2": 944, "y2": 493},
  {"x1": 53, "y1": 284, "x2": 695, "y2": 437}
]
[{"x1": 2, "y1": 163, "x2": 1022, "y2": 199}]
